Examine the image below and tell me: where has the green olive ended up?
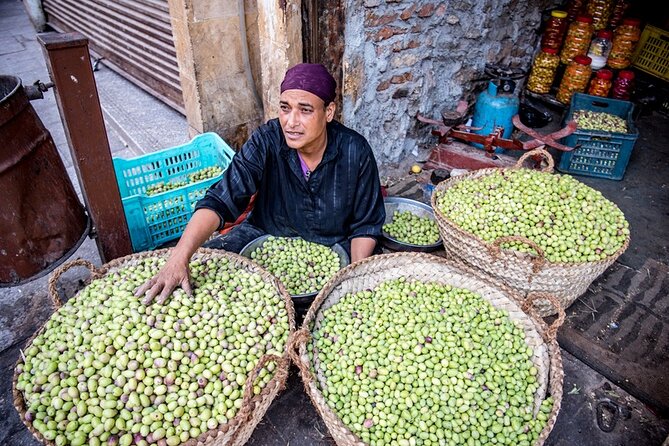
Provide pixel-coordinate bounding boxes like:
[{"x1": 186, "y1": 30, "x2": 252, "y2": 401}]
[
  {"x1": 251, "y1": 237, "x2": 340, "y2": 295},
  {"x1": 310, "y1": 278, "x2": 555, "y2": 445},
  {"x1": 383, "y1": 210, "x2": 440, "y2": 246},
  {"x1": 435, "y1": 169, "x2": 629, "y2": 263},
  {"x1": 17, "y1": 255, "x2": 290, "y2": 445}
]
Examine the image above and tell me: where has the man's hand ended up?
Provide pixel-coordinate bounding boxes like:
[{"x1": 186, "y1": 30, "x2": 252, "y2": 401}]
[
  {"x1": 135, "y1": 208, "x2": 221, "y2": 305},
  {"x1": 135, "y1": 255, "x2": 192, "y2": 305}
]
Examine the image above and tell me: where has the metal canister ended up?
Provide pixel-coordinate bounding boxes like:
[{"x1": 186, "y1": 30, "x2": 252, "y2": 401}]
[{"x1": 0, "y1": 75, "x2": 87, "y2": 285}]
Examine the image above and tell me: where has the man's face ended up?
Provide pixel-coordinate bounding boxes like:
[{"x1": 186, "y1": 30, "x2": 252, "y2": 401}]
[{"x1": 279, "y1": 89, "x2": 335, "y2": 153}]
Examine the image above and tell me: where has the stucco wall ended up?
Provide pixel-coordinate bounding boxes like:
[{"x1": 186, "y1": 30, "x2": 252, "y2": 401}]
[{"x1": 342, "y1": 0, "x2": 558, "y2": 165}]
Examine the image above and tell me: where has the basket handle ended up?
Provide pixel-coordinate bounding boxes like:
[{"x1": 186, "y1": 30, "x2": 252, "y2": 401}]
[
  {"x1": 287, "y1": 328, "x2": 313, "y2": 379},
  {"x1": 515, "y1": 147, "x2": 555, "y2": 173},
  {"x1": 521, "y1": 292, "x2": 566, "y2": 342},
  {"x1": 236, "y1": 353, "x2": 286, "y2": 420},
  {"x1": 489, "y1": 235, "x2": 546, "y2": 274},
  {"x1": 48, "y1": 259, "x2": 104, "y2": 309}
]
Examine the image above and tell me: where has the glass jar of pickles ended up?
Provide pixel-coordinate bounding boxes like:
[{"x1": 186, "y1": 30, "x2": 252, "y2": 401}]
[
  {"x1": 587, "y1": 0, "x2": 614, "y2": 31},
  {"x1": 527, "y1": 48, "x2": 561, "y2": 94},
  {"x1": 560, "y1": 16, "x2": 595, "y2": 65},
  {"x1": 541, "y1": 10, "x2": 569, "y2": 51},
  {"x1": 587, "y1": 68, "x2": 613, "y2": 96},
  {"x1": 608, "y1": 18, "x2": 641, "y2": 69},
  {"x1": 587, "y1": 29, "x2": 613, "y2": 70},
  {"x1": 557, "y1": 55, "x2": 593, "y2": 104}
]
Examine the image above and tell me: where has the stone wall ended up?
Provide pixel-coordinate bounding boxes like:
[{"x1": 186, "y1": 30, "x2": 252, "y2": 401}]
[{"x1": 342, "y1": 0, "x2": 558, "y2": 166}]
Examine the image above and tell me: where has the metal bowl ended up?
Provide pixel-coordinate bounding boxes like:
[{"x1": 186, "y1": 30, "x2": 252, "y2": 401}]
[
  {"x1": 382, "y1": 196, "x2": 443, "y2": 252},
  {"x1": 239, "y1": 235, "x2": 350, "y2": 306}
]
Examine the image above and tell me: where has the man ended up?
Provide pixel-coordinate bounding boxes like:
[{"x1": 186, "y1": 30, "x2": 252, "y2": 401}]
[{"x1": 137, "y1": 63, "x2": 385, "y2": 304}]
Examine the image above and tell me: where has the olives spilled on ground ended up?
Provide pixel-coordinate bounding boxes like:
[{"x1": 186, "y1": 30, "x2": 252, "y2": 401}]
[
  {"x1": 310, "y1": 278, "x2": 554, "y2": 446},
  {"x1": 435, "y1": 170, "x2": 629, "y2": 263},
  {"x1": 16, "y1": 256, "x2": 290, "y2": 446},
  {"x1": 250, "y1": 237, "x2": 340, "y2": 296},
  {"x1": 383, "y1": 211, "x2": 440, "y2": 246}
]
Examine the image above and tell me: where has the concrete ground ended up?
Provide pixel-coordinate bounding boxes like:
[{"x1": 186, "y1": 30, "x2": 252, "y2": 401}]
[{"x1": 1, "y1": 0, "x2": 669, "y2": 444}]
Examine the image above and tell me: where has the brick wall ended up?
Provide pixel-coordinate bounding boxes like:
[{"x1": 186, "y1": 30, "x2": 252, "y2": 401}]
[{"x1": 342, "y1": 0, "x2": 557, "y2": 167}]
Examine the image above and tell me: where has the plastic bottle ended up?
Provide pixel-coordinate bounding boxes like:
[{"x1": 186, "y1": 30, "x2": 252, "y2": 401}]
[
  {"x1": 611, "y1": 70, "x2": 635, "y2": 100},
  {"x1": 609, "y1": 0, "x2": 630, "y2": 29},
  {"x1": 587, "y1": 68, "x2": 613, "y2": 96},
  {"x1": 587, "y1": 30, "x2": 613, "y2": 70},
  {"x1": 527, "y1": 48, "x2": 561, "y2": 94},
  {"x1": 566, "y1": 0, "x2": 586, "y2": 22},
  {"x1": 608, "y1": 18, "x2": 642, "y2": 69},
  {"x1": 587, "y1": 0, "x2": 614, "y2": 31},
  {"x1": 560, "y1": 16, "x2": 595, "y2": 65},
  {"x1": 541, "y1": 10, "x2": 569, "y2": 51},
  {"x1": 557, "y1": 55, "x2": 593, "y2": 104}
]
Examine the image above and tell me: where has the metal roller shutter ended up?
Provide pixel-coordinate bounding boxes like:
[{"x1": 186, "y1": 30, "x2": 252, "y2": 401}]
[{"x1": 42, "y1": 0, "x2": 184, "y2": 112}]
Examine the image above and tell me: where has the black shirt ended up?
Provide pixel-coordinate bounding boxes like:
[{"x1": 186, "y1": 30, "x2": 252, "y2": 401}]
[{"x1": 195, "y1": 119, "x2": 385, "y2": 247}]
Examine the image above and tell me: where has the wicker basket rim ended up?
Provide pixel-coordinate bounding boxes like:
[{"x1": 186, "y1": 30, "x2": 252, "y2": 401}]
[
  {"x1": 430, "y1": 167, "x2": 631, "y2": 267},
  {"x1": 295, "y1": 251, "x2": 564, "y2": 446},
  {"x1": 13, "y1": 248, "x2": 295, "y2": 446}
]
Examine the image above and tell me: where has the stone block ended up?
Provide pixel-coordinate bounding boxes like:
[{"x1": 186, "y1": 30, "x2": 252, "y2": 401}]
[
  {"x1": 365, "y1": 11, "x2": 398, "y2": 27},
  {"x1": 189, "y1": 18, "x2": 245, "y2": 80},
  {"x1": 179, "y1": 76, "x2": 203, "y2": 133},
  {"x1": 200, "y1": 77, "x2": 257, "y2": 126},
  {"x1": 377, "y1": 80, "x2": 390, "y2": 91},
  {"x1": 192, "y1": 0, "x2": 237, "y2": 22},
  {"x1": 400, "y1": 5, "x2": 416, "y2": 20},
  {"x1": 390, "y1": 72, "x2": 413, "y2": 84},
  {"x1": 374, "y1": 25, "x2": 407, "y2": 41},
  {"x1": 417, "y1": 4, "x2": 436, "y2": 18},
  {"x1": 391, "y1": 53, "x2": 420, "y2": 69}
]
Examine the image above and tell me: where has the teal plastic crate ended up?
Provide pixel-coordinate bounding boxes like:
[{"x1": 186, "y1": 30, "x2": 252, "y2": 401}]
[
  {"x1": 113, "y1": 132, "x2": 235, "y2": 251},
  {"x1": 558, "y1": 93, "x2": 638, "y2": 180}
]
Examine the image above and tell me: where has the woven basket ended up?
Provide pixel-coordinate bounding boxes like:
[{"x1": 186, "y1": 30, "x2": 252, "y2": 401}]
[
  {"x1": 430, "y1": 148, "x2": 630, "y2": 316},
  {"x1": 13, "y1": 248, "x2": 295, "y2": 446},
  {"x1": 290, "y1": 252, "x2": 564, "y2": 446}
]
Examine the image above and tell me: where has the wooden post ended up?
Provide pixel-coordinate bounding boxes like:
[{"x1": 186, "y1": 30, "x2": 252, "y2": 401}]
[{"x1": 37, "y1": 32, "x2": 133, "y2": 262}]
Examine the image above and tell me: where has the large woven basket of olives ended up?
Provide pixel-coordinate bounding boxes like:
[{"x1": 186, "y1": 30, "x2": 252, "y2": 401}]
[
  {"x1": 13, "y1": 248, "x2": 295, "y2": 446},
  {"x1": 290, "y1": 252, "x2": 565, "y2": 446},
  {"x1": 430, "y1": 148, "x2": 630, "y2": 316}
]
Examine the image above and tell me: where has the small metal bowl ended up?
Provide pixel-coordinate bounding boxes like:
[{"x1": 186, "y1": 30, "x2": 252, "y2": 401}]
[
  {"x1": 382, "y1": 196, "x2": 443, "y2": 252},
  {"x1": 239, "y1": 235, "x2": 350, "y2": 306}
]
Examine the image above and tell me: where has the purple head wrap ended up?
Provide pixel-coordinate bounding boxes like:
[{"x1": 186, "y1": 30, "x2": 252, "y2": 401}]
[{"x1": 280, "y1": 63, "x2": 336, "y2": 105}]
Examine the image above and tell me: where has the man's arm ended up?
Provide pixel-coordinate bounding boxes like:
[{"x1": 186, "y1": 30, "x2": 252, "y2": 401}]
[
  {"x1": 347, "y1": 141, "x2": 385, "y2": 260},
  {"x1": 135, "y1": 209, "x2": 220, "y2": 304},
  {"x1": 350, "y1": 236, "x2": 377, "y2": 263},
  {"x1": 137, "y1": 124, "x2": 275, "y2": 304}
]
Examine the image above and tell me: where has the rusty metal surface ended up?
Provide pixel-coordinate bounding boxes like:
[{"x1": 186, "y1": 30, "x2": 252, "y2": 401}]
[
  {"x1": 38, "y1": 32, "x2": 133, "y2": 263},
  {"x1": 0, "y1": 75, "x2": 87, "y2": 285},
  {"x1": 424, "y1": 141, "x2": 520, "y2": 171},
  {"x1": 42, "y1": 0, "x2": 184, "y2": 111}
]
